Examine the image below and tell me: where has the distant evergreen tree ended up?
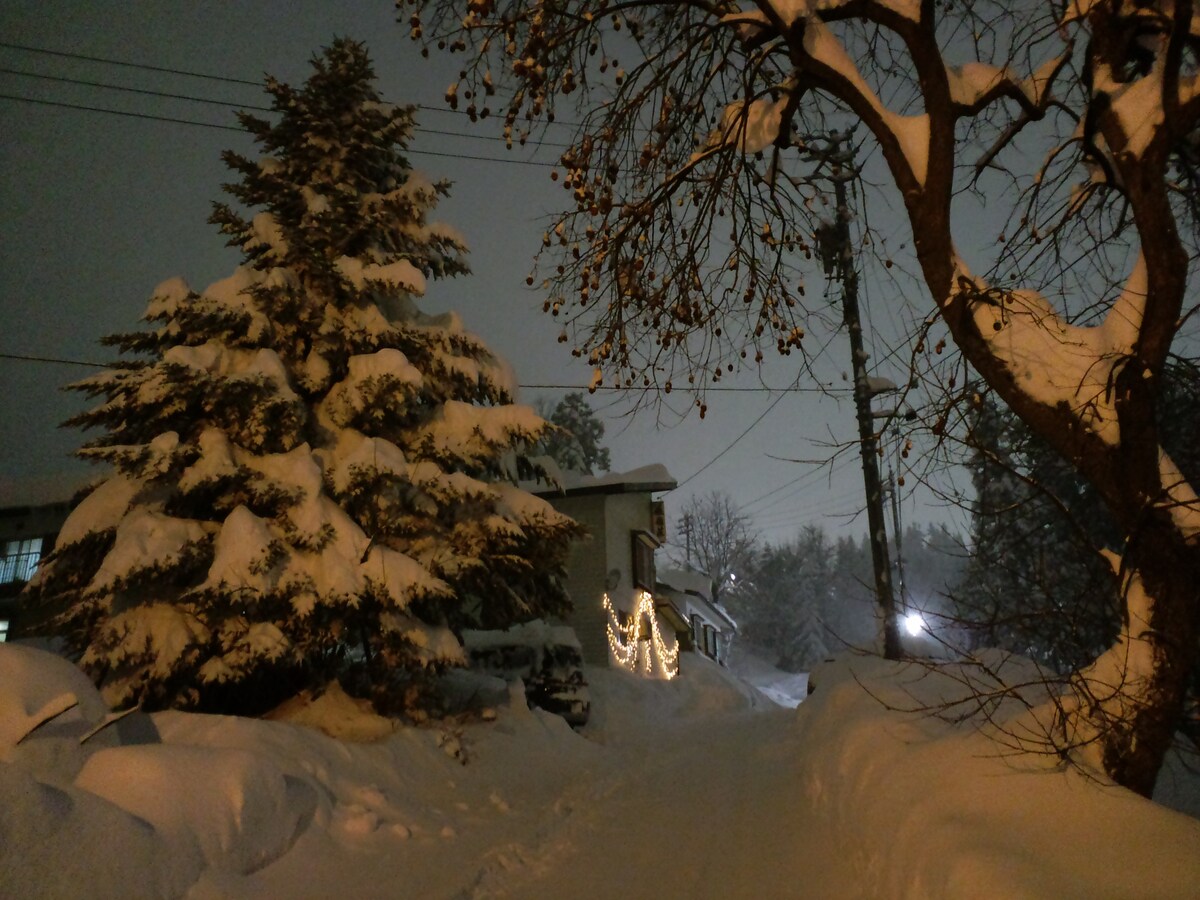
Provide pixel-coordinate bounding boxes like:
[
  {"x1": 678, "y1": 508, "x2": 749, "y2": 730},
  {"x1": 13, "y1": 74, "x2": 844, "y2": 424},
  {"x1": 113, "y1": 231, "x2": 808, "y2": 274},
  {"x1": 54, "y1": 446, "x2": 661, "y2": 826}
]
[
  {"x1": 895, "y1": 524, "x2": 969, "y2": 618},
  {"x1": 730, "y1": 521, "x2": 966, "y2": 667},
  {"x1": 731, "y1": 526, "x2": 833, "y2": 672},
  {"x1": 954, "y1": 364, "x2": 1200, "y2": 672},
  {"x1": 536, "y1": 392, "x2": 611, "y2": 475},
  {"x1": 827, "y1": 533, "x2": 877, "y2": 649},
  {"x1": 954, "y1": 396, "x2": 1121, "y2": 670},
  {"x1": 779, "y1": 526, "x2": 835, "y2": 671},
  {"x1": 22, "y1": 40, "x2": 580, "y2": 715}
]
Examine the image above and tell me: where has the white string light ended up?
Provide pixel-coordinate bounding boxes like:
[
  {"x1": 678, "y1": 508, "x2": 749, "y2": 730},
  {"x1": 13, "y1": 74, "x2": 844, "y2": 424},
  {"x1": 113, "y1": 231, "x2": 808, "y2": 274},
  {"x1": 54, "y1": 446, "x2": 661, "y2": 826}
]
[{"x1": 602, "y1": 591, "x2": 680, "y2": 680}]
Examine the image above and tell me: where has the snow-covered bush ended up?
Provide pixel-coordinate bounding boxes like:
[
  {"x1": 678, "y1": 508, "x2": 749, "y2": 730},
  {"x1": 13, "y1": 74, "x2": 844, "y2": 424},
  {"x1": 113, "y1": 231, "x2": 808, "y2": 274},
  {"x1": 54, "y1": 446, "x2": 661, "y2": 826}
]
[
  {"x1": 22, "y1": 39, "x2": 580, "y2": 715},
  {"x1": 462, "y1": 620, "x2": 591, "y2": 725}
]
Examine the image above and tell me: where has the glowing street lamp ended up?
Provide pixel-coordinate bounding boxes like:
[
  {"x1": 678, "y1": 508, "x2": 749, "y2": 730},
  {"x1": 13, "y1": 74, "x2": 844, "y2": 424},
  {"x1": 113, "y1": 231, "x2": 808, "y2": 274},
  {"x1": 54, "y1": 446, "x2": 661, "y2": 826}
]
[{"x1": 903, "y1": 612, "x2": 926, "y2": 637}]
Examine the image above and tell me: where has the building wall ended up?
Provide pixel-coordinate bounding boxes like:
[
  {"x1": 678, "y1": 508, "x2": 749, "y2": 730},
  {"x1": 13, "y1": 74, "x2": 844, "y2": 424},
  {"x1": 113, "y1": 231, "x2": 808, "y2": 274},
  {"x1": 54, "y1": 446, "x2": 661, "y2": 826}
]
[
  {"x1": 546, "y1": 490, "x2": 656, "y2": 668},
  {"x1": 549, "y1": 494, "x2": 610, "y2": 666},
  {"x1": 672, "y1": 591, "x2": 737, "y2": 667},
  {"x1": 601, "y1": 492, "x2": 652, "y2": 607}
]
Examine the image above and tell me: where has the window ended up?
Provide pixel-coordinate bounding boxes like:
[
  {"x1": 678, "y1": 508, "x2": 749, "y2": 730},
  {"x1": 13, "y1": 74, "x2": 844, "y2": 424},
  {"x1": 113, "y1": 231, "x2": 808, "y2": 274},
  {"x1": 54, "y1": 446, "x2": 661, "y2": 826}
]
[
  {"x1": 631, "y1": 531, "x2": 657, "y2": 591},
  {"x1": 649, "y1": 500, "x2": 667, "y2": 543},
  {"x1": 0, "y1": 537, "x2": 43, "y2": 585},
  {"x1": 703, "y1": 624, "x2": 717, "y2": 659}
]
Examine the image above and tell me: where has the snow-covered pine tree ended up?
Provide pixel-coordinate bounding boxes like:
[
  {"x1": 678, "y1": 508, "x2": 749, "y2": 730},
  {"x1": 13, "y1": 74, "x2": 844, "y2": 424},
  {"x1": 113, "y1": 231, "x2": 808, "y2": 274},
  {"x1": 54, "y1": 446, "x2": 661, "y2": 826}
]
[{"x1": 22, "y1": 39, "x2": 580, "y2": 715}]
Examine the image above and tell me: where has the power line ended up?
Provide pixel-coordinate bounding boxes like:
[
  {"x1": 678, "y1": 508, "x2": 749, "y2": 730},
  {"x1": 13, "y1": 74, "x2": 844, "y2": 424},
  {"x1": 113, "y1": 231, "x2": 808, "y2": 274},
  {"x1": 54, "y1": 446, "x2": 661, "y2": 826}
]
[
  {"x1": 0, "y1": 353, "x2": 853, "y2": 397},
  {"x1": 0, "y1": 351, "x2": 110, "y2": 369},
  {"x1": 671, "y1": 391, "x2": 790, "y2": 492},
  {"x1": 752, "y1": 486, "x2": 864, "y2": 525},
  {"x1": 755, "y1": 484, "x2": 868, "y2": 520},
  {"x1": 524, "y1": 382, "x2": 845, "y2": 394},
  {"x1": 741, "y1": 454, "x2": 857, "y2": 514},
  {"x1": 0, "y1": 40, "x2": 262, "y2": 87},
  {"x1": 0, "y1": 40, "x2": 583, "y2": 129},
  {"x1": 0, "y1": 65, "x2": 272, "y2": 110},
  {"x1": 0, "y1": 65, "x2": 578, "y2": 150},
  {"x1": 0, "y1": 93, "x2": 559, "y2": 166},
  {"x1": 0, "y1": 93, "x2": 243, "y2": 132}
]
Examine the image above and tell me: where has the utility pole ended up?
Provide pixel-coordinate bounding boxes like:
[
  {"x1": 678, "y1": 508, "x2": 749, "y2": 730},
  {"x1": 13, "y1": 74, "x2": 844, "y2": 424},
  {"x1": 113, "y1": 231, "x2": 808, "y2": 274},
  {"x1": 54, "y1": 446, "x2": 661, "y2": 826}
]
[
  {"x1": 680, "y1": 512, "x2": 694, "y2": 567},
  {"x1": 888, "y1": 467, "x2": 906, "y2": 608},
  {"x1": 818, "y1": 133, "x2": 902, "y2": 660}
]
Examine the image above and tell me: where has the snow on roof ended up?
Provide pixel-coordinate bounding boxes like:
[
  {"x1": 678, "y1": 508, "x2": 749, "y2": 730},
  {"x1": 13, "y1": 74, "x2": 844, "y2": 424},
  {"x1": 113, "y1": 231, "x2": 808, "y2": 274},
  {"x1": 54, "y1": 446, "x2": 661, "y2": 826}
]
[
  {"x1": 534, "y1": 463, "x2": 676, "y2": 497},
  {"x1": 462, "y1": 618, "x2": 582, "y2": 651},
  {"x1": 657, "y1": 568, "x2": 739, "y2": 630},
  {"x1": 657, "y1": 567, "x2": 712, "y2": 599}
]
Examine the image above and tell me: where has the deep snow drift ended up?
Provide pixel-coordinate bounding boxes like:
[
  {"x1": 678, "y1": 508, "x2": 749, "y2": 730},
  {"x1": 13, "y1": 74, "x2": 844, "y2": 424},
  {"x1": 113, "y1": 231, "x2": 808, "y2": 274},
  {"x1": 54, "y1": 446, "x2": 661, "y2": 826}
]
[{"x1": 2, "y1": 643, "x2": 1199, "y2": 899}]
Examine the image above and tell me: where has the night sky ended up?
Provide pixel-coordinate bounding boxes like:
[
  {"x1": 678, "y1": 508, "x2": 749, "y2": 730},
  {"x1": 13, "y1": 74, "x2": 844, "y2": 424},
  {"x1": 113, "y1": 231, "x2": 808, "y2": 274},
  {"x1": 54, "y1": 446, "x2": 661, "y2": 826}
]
[{"x1": 0, "y1": 1, "x2": 965, "y2": 550}]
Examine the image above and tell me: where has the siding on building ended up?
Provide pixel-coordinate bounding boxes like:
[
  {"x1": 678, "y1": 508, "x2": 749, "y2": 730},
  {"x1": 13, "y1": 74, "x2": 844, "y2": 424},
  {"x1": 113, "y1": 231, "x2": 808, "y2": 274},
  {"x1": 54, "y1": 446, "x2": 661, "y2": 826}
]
[
  {"x1": 544, "y1": 490, "x2": 662, "y2": 667},
  {"x1": 550, "y1": 494, "x2": 611, "y2": 666}
]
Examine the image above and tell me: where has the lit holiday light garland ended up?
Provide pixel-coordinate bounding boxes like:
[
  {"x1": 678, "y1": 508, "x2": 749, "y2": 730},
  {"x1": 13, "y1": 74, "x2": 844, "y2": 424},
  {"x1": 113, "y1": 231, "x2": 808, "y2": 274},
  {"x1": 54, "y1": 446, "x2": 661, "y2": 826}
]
[{"x1": 602, "y1": 591, "x2": 679, "y2": 680}]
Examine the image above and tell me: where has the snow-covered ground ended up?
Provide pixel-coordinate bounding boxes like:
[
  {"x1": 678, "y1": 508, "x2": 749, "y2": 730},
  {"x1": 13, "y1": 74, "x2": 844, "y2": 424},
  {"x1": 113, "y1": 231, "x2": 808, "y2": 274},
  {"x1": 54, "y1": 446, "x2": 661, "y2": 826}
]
[{"x1": 3, "y1": 643, "x2": 1199, "y2": 899}]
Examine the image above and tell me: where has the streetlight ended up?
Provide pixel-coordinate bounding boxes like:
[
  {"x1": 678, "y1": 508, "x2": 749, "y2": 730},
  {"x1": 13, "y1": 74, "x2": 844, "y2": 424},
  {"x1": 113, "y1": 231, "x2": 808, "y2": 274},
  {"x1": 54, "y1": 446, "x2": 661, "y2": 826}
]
[{"x1": 903, "y1": 611, "x2": 926, "y2": 637}]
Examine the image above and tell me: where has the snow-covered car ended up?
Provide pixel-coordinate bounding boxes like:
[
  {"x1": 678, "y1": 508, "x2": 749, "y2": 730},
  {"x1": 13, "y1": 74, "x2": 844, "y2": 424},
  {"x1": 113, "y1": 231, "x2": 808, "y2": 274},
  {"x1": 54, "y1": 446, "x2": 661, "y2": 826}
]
[{"x1": 461, "y1": 621, "x2": 590, "y2": 726}]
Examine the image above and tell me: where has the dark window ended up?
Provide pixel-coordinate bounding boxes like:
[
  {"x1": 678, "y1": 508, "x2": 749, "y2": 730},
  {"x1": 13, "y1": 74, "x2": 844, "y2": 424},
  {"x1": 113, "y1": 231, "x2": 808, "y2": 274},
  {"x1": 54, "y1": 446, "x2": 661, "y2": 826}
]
[
  {"x1": 650, "y1": 500, "x2": 667, "y2": 543},
  {"x1": 703, "y1": 624, "x2": 716, "y2": 658},
  {"x1": 631, "y1": 532, "x2": 657, "y2": 591}
]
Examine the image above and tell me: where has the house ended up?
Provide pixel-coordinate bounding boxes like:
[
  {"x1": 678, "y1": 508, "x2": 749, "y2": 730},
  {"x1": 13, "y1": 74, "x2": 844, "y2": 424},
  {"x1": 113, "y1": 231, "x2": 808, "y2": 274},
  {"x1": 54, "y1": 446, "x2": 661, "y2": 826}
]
[
  {"x1": 0, "y1": 498, "x2": 73, "y2": 641},
  {"x1": 656, "y1": 567, "x2": 738, "y2": 667},
  {"x1": 535, "y1": 465, "x2": 685, "y2": 678}
]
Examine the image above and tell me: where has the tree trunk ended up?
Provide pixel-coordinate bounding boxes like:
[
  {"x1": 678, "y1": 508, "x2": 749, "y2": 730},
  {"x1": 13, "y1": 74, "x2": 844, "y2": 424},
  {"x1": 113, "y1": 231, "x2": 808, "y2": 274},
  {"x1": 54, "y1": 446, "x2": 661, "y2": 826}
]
[{"x1": 1065, "y1": 518, "x2": 1200, "y2": 797}]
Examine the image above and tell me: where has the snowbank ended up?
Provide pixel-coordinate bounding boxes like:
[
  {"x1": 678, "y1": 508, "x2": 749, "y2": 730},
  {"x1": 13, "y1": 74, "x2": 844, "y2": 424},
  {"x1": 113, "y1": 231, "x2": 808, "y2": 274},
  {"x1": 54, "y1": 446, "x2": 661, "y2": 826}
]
[
  {"x1": 791, "y1": 654, "x2": 1200, "y2": 899},
  {"x1": 75, "y1": 744, "x2": 317, "y2": 876},
  {"x1": 3, "y1": 644, "x2": 1198, "y2": 898}
]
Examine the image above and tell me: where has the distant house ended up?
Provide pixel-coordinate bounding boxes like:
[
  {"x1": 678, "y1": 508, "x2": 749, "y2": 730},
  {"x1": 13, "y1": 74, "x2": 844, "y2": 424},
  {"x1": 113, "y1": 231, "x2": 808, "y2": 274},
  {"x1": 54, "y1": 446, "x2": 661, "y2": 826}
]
[
  {"x1": 535, "y1": 465, "x2": 684, "y2": 678},
  {"x1": 0, "y1": 498, "x2": 73, "y2": 641},
  {"x1": 656, "y1": 567, "x2": 738, "y2": 667}
]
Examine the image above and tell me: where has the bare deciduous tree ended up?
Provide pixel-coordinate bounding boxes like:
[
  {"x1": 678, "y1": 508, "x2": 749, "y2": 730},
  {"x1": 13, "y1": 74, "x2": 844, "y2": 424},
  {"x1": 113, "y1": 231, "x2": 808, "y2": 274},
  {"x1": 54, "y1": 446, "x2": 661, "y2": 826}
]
[
  {"x1": 407, "y1": 0, "x2": 1200, "y2": 795},
  {"x1": 676, "y1": 491, "x2": 758, "y2": 603}
]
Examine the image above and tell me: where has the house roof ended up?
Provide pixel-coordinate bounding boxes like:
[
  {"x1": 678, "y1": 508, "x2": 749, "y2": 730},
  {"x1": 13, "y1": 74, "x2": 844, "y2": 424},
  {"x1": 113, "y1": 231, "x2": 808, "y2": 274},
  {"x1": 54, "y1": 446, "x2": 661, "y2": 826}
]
[
  {"x1": 657, "y1": 567, "x2": 739, "y2": 632},
  {"x1": 533, "y1": 463, "x2": 676, "y2": 498},
  {"x1": 657, "y1": 567, "x2": 710, "y2": 598}
]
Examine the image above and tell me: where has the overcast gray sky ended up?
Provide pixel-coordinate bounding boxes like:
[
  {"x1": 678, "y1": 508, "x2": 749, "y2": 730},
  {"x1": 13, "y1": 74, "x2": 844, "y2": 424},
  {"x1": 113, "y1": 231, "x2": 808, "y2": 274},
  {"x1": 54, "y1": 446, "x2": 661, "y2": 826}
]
[{"x1": 0, "y1": 1, "x2": 967, "y2": 552}]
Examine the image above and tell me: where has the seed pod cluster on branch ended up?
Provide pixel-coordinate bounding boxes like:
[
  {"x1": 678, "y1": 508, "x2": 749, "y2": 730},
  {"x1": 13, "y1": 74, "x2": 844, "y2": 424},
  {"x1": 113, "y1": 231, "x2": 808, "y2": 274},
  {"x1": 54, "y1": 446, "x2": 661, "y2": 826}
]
[{"x1": 404, "y1": 0, "x2": 855, "y2": 399}]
